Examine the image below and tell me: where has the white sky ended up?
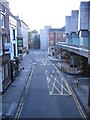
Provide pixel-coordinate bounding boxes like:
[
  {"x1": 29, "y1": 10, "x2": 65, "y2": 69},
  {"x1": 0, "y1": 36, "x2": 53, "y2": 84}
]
[{"x1": 8, "y1": 0, "x2": 89, "y2": 32}]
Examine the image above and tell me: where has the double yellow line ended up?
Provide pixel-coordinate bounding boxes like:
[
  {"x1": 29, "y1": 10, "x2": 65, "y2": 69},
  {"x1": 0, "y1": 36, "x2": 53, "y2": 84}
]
[{"x1": 14, "y1": 63, "x2": 34, "y2": 119}]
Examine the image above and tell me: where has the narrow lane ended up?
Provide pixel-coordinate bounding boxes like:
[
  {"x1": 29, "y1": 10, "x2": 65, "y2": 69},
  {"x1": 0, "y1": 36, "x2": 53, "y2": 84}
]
[{"x1": 18, "y1": 51, "x2": 82, "y2": 118}]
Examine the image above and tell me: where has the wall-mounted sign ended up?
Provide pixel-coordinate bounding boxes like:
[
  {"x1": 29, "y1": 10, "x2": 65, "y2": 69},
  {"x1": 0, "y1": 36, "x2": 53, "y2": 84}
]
[{"x1": 4, "y1": 43, "x2": 12, "y2": 54}]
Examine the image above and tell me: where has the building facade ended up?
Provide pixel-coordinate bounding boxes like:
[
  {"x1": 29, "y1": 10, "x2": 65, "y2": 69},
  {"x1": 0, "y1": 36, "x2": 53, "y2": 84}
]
[
  {"x1": 40, "y1": 26, "x2": 51, "y2": 51},
  {"x1": 57, "y1": 2, "x2": 90, "y2": 76},
  {"x1": 15, "y1": 17, "x2": 28, "y2": 54},
  {"x1": 0, "y1": 0, "x2": 11, "y2": 91},
  {"x1": 9, "y1": 13, "x2": 18, "y2": 60},
  {"x1": 48, "y1": 27, "x2": 66, "y2": 56},
  {"x1": 21, "y1": 20, "x2": 28, "y2": 53}
]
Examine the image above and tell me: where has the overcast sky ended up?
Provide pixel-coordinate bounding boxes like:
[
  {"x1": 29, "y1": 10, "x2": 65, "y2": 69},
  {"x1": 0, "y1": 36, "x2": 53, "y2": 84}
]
[{"x1": 8, "y1": 0, "x2": 89, "y2": 32}]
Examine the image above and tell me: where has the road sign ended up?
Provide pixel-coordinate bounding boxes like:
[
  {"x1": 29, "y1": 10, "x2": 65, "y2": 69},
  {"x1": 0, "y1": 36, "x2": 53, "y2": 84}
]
[{"x1": 17, "y1": 38, "x2": 23, "y2": 47}]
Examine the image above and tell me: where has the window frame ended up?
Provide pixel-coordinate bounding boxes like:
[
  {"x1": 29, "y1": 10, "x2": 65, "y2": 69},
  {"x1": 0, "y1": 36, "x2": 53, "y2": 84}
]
[{"x1": 1, "y1": 14, "x2": 5, "y2": 28}]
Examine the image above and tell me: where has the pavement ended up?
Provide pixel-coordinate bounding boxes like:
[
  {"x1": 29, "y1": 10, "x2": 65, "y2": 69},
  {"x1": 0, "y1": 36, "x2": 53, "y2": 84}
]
[
  {"x1": 2, "y1": 51, "x2": 32, "y2": 119},
  {"x1": 1, "y1": 53, "x2": 90, "y2": 119}
]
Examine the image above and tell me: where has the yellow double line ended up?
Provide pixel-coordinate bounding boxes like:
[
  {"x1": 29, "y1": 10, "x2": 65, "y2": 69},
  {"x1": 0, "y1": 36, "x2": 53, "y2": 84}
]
[{"x1": 14, "y1": 63, "x2": 34, "y2": 119}]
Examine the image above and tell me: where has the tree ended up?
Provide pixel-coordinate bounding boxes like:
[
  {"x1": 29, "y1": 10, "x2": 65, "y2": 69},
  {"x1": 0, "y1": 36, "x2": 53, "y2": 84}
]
[{"x1": 33, "y1": 35, "x2": 40, "y2": 49}]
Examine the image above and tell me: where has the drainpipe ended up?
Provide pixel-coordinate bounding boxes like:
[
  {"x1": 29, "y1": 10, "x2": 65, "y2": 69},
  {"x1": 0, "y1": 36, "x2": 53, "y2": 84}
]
[
  {"x1": 0, "y1": 66, "x2": 2, "y2": 120},
  {"x1": 0, "y1": 2, "x2": 2, "y2": 119}
]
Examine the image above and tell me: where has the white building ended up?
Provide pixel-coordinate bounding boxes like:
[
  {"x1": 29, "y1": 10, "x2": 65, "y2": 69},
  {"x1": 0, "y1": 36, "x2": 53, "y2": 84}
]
[
  {"x1": 40, "y1": 26, "x2": 51, "y2": 51},
  {"x1": 65, "y1": 16, "x2": 71, "y2": 34},
  {"x1": 21, "y1": 20, "x2": 28, "y2": 50},
  {"x1": 9, "y1": 14, "x2": 18, "y2": 60}
]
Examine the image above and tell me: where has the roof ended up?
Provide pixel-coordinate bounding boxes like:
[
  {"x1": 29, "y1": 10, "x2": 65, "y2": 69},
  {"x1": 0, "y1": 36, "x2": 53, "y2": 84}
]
[
  {"x1": 21, "y1": 20, "x2": 28, "y2": 27},
  {"x1": 49, "y1": 26, "x2": 65, "y2": 32}
]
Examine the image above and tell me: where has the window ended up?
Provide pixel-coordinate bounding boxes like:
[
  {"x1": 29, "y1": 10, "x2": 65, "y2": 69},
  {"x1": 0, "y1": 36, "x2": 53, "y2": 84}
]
[
  {"x1": 4, "y1": 36, "x2": 8, "y2": 43},
  {"x1": 50, "y1": 33, "x2": 53, "y2": 37},
  {"x1": 0, "y1": 37, "x2": 2, "y2": 55},
  {"x1": 1, "y1": 14, "x2": 5, "y2": 28},
  {"x1": 58, "y1": 33, "x2": 63, "y2": 37},
  {"x1": 50, "y1": 40, "x2": 54, "y2": 45},
  {"x1": 13, "y1": 29, "x2": 15, "y2": 40}
]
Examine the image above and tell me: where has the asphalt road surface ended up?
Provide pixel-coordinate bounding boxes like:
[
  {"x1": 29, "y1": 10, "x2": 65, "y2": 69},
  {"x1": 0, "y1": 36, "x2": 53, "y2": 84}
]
[{"x1": 16, "y1": 50, "x2": 82, "y2": 118}]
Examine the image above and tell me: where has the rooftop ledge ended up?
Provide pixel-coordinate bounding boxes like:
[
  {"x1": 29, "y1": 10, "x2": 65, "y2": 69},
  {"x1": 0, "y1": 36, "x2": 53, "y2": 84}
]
[{"x1": 56, "y1": 42, "x2": 89, "y2": 58}]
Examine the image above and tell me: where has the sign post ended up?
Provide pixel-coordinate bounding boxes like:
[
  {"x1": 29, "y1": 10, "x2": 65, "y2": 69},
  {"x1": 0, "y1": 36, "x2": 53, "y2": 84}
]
[
  {"x1": 17, "y1": 37, "x2": 24, "y2": 70},
  {"x1": 17, "y1": 37, "x2": 23, "y2": 54}
]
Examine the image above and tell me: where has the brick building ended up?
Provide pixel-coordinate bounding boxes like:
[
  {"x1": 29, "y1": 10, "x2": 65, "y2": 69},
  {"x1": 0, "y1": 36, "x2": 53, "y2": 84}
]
[
  {"x1": 0, "y1": 0, "x2": 11, "y2": 91},
  {"x1": 48, "y1": 27, "x2": 66, "y2": 56}
]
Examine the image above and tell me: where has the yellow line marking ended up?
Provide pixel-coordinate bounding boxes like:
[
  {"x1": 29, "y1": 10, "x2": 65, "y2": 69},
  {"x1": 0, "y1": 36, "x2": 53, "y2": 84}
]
[
  {"x1": 15, "y1": 63, "x2": 34, "y2": 119},
  {"x1": 51, "y1": 80, "x2": 56, "y2": 94},
  {"x1": 53, "y1": 64, "x2": 72, "y2": 95},
  {"x1": 45, "y1": 70, "x2": 72, "y2": 96},
  {"x1": 17, "y1": 102, "x2": 24, "y2": 119},
  {"x1": 52, "y1": 63, "x2": 87, "y2": 119}
]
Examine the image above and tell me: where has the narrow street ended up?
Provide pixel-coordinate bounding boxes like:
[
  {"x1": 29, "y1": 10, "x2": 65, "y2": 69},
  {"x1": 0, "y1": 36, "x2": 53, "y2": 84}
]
[
  {"x1": 14, "y1": 50, "x2": 82, "y2": 118},
  {"x1": 1, "y1": 1, "x2": 90, "y2": 119}
]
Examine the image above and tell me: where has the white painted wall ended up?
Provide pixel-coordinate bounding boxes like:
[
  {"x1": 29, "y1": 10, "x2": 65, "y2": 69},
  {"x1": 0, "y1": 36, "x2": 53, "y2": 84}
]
[
  {"x1": 40, "y1": 26, "x2": 51, "y2": 51},
  {"x1": 21, "y1": 21, "x2": 28, "y2": 50},
  {"x1": 9, "y1": 16, "x2": 17, "y2": 60}
]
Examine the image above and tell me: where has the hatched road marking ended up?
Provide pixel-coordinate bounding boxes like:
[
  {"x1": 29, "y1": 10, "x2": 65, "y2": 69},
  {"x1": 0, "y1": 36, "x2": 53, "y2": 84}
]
[{"x1": 45, "y1": 70, "x2": 72, "y2": 96}]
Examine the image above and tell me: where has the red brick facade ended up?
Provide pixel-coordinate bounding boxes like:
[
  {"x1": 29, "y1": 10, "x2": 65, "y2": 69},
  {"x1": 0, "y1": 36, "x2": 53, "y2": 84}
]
[
  {"x1": 1, "y1": 1, "x2": 11, "y2": 91},
  {"x1": 48, "y1": 27, "x2": 66, "y2": 56}
]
